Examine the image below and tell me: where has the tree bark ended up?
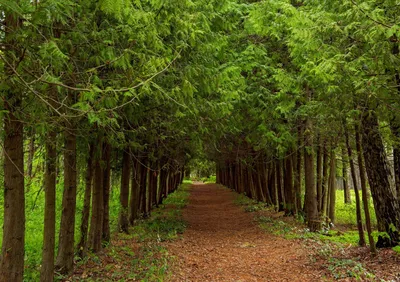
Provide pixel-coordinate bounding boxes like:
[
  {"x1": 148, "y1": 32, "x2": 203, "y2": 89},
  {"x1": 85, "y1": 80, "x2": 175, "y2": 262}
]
[
  {"x1": 0, "y1": 8, "x2": 25, "y2": 282},
  {"x1": 119, "y1": 149, "x2": 131, "y2": 233},
  {"x1": 316, "y1": 138, "x2": 323, "y2": 212},
  {"x1": 355, "y1": 125, "x2": 376, "y2": 254},
  {"x1": 55, "y1": 129, "x2": 77, "y2": 274},
  {"x1": 304, "y1": 117, "x2": 320, "y2": 231},
  {"x1": 77, "y1": 144, "x2": 94, "y2": 258},
  {"x1": 40, "y1": 129, "x2": 57, "y2": 282},
  {"x1": 276, "y1": 160, "x2": 285, "y2": 211},
  {"x1": 129, "y1": 157, "x2": 140, "y2": 225},
  {"x1": 328, "y1": 148, "x2": 336, "y2": 225},
  {"x1": 102, "y1": 143, "x2": 111, "y2": 243},
  {"x1": 342, "y1": 147, "x2": 351, "y2": 204},
  {"x1": 139, "y1": 159, "x2": 149, "y2": 217},
  {"x1": 321, "y1": 142, "x2": 329, "y2": 217},
  {"x1": 284, "y1": 154, "x2": 294, "y2": 214},
  {"x1": 89, "y1": 141, "x2": 104, "y2": 252},
  {"x1": 361, "y1": 109, "x2": 400, "y2": 245},
  {"x1": 345, "y1": 126, "x2": 365, "y2": 246},
  {"x1": 295, "y1": 127, "x2": 303, "y2": 214}
]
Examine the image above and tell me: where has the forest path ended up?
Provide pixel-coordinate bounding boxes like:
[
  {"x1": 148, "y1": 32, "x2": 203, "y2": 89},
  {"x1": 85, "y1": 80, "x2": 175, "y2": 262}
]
[{"x1": 166, "y1": 183, "x2": 322, "y2": 282}]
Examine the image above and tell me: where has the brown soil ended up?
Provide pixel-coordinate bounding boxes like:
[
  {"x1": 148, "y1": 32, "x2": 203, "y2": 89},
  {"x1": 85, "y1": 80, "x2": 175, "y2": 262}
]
[{"x1": 166, "y1": 183, "x2": 324, "y2": 281}]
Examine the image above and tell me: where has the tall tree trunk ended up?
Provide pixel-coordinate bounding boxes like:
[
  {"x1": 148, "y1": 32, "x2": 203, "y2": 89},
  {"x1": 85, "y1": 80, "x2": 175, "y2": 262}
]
[
  {"x1": 271, "y1": 162, "x2": 279, "y2": 209},
  {"x1": 361, "y1": 109, "x2": 400, "y2": 245},
  {"x1": 321, "y1": 142, "x2": 329, "y2": 217},
  {"x1": 55, "y1": 129, "x2": 77, "y2": 274},
  {"x1": 304, "y1": 117, "x2": 320, "y2": 231},
  {"x1": 295, "y1": 127, "x2": 303, "y2": 214},
  {"x1": 89, "y1": 141, "x2": 104, "y2": 252},
  {"x1": 0, "y1": 8, "x2": 25, "y2": 282},
  {"x1": 77, "y1": 143, "x2": 94, "y2": 258},
  {"x1": 342, "y1": 147, "x2": 351, "y2": 204},
  {"x1": 140, "y1": 159, "x2": 149, "y2": 217},
  {"x1": 119, "y1": 149, "x2": 131, "y2": 233},
  {"x1": 328, "y1": 148, "x2": 336, "y2": 225},
  {"x1": 257, "y1": 162, "x2": 266, "y2": 202},
  {"x1": 316, "y1": 138, "x2": 323, "y2": 212},
  {"x1": 102, "y1": 143, "x2": 111, "y2": 243},
  {"x1": 355, "y1": 125, "x2": 376, "y2": 254},
  {"x1": 40, "y1": 128, "x2": 57, "y2": 282},
  {"x1": 345, "y1": 126, "x2": 365, "y2": 246},
  {"x1": 129, "y1": 157, "x2": 140, "y2": 225},
  {"x1": 284, "y1": 154, "x2": 294, "y2": 214},
  {"x1": 391, "y1": 41, "x2": 400, "y2": 203},
  {"x1": 276, "y1": 160, "x2": 285, "y2": 211}
]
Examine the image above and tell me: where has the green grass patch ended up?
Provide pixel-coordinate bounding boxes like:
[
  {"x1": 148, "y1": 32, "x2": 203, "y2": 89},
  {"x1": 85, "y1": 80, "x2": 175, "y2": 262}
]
[
  {"x1": 392, "y1": 245, "x2": 400, "y2": 254},
  {"x1": 182, "y1": 179, "x2": 193, "y2": 184},
  {"x1": 0, "y1": 175, "x2": 190, "y2": 281},
  {"x1": 201, "y1": 175, "x2": 216, "y2": 183},
  {"x1": 335, "y1": 190, "x2": 377, "y2": 227},
  {"x1": 233, "y1": 193, "x2": 270, "y2": 212}
]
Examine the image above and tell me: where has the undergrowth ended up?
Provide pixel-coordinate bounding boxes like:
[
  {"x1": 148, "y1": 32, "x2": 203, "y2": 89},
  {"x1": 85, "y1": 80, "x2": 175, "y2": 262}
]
[{"x1": 64, "y1": 183, "x2": 191, "y2": 281}]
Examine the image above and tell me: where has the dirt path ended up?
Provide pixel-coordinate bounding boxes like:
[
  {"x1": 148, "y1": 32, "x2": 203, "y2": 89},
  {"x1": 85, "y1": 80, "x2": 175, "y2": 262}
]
[{"x1": 166, "y1": 183, "x2": 323, "y2": 282}]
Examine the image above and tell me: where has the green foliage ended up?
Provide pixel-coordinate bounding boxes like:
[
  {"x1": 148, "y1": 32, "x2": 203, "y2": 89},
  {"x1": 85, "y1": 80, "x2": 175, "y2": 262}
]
[
  {"x1": 326, "y1": 258, "x2": 375, "y2": 281},
  {"x1": 2, "y1": 0, "x2": 400, "y2": 278},
  {"x1": 335, "y1": 190, "x2": 377, "y2": 227},
  {"x1": 201, "y1": 175, "x2": 216, "y2": 183}
]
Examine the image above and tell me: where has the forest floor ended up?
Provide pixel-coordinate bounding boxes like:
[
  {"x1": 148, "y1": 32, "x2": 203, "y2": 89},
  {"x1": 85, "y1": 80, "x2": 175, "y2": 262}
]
[
  {"x1": 166, "y1": 183, "x2": 400, "y2": 282},
  {"x1": 166, "y1": 183, "x2": 321, "y2": 281},
  {"x1": 69, "y1": 183, "x2": 400, "y2": 281}
]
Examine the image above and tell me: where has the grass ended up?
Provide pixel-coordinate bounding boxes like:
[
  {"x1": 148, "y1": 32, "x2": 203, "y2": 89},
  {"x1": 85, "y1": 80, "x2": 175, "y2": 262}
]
[
  {"x1": 0, "y1": 175, "x2": 190, "y2": 281},
  {"x1": 202, "y1": 175, "x2": 216, "y2": 183},
  {"x1": 335, "y1": 190, "x2": 377, "y2": 227},
  {"x1": 232, "y1": 188, "x2": 386, "y2": 247}
]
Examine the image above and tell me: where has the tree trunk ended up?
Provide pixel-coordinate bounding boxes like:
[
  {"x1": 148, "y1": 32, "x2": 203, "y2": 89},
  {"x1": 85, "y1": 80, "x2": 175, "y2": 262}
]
[
  {"x1": 342, "y1": 147, "x2": 351, "y2": 204},
  {"x1": 328, "y1": 148, "x2": 336, "y2": 225},
  {"x1": 1, "y1": 97, "x2": 25, "y2": 280},
  {"x1": 276, "y1": 160, "x2": 285, "y2": 211},
  {"x1": 119, "y1": 149, "x2": 131, "y2": 233},
  {"x1": 0, "y1": 9, "x2": 25, "y2": 282},
  {"x1": 304, "y1": 117, "x2": 320, "y2": 231},
  {"x1": 55, "y1": 129, "x2": 77, "y2": 274},
  {"x1": 361, "y1": 109, "x2": 400, "y2": 246},
  {"x1": 345, "y1": 126, "x2": 365, "y2": 246},
  {"x1": 40, "y1": 129, "x2": 57, "y2": 282},
  {"x1": 321, "y1": 142, "x2": 329, "y2": 217},
  {"x1": 284, "y1": 154, "x2": 294, "y2": 214},
  {"x1": 316, "y1": 138, "x2": 323, "y2": 212},
  {"x1": 271, "y1": 162, "x2": 279, "y2": 209},
  {"x1": 102, "y1": 143, "x2": 111, "y2": 243},
  {"x1": 129, "y1": 157, "x2": 140, "y2": 225},
  {"x1": 89, "y1": 142, "x2": 104, "y2": 252},
  {"x1": 391, "y1": 41, "x2": 400, "y2": 204},
  {"x1": 77, "y1": 143, "x2": 94, "y2": 258},
  {"x1": 355, "y1": 125, "x2": 376, "y2": 254},
  {"x1": 140, "y1": 159, "x2": 149, "y2": 217},
  {"x1": 295, "y1": 127, "x2": 303, "y2": 214}
]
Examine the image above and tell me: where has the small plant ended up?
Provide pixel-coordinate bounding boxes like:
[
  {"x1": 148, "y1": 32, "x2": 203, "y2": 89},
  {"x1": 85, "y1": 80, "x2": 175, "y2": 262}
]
[
  {"x1": 392, "y1": 245, "x2": 400, "y2": 254},
  {"x1": 326, "y1": 258, "x2": 375, "y2": 280}
]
